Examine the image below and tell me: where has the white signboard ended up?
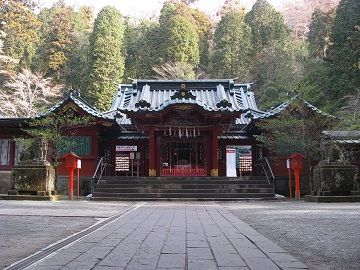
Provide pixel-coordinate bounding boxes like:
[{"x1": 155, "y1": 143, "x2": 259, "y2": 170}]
[
  {"x1": 115, "y1": 154, "x2": 130, "y2": 171},
  {"x1": 116, "y1": 145, "x2": 137, "y2": 152},
  {"x1": 286, "y1": 159, "x2": 290, "y2": 169},
  {"x1": 226, "y1": 148, "x2": 237, "y2": 177},
  {"x1": 76, "y1": 159, "x2": 82, "y2": 169}
]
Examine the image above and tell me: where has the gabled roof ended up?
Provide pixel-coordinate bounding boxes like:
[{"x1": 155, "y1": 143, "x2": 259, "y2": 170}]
[
  {"x1": 254, "y1": 95, "x2": 336, "y2": 120},
  {"x1": 36, "y1": 91, "x2": 114, "y2": 121},
  {"x1": 322, "y1": 130, "x2": 360, "y2": 144},
  {"x1": 111, "y1": 80, "x2": 263, "y2": 114}
]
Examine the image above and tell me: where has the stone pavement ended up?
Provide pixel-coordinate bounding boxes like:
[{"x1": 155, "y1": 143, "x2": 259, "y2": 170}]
[{"x1": 28, "y1": 202, "x2": 308, "y2": 270}]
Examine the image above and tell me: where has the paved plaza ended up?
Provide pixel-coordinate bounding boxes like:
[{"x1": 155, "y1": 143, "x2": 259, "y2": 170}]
[
  {"x1": 1, "y1": 200, "x2": 359, "y2": 270},
  {"x1": 3, "y1": 201, "x2": 307, "y2": 270}
]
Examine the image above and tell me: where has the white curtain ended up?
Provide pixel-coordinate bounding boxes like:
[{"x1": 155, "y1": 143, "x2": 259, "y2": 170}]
[{"x1": 0, "y1": 139, "x2": 10, "y2": 166}]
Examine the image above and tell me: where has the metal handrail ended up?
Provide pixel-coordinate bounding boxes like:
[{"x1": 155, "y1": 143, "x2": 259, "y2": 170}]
[
  {"x1": 253, "y1": 157, "x2": 275, "y2": 185},
  {"x1": 264, "y1": 157, "x2": 275, "y2": 180},
  {"x1": 91, "y1": 157, "x2": 108, "y2": 195}
]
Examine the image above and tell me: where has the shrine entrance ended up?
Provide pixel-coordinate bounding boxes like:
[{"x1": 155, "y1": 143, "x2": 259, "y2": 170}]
[{"x1": 160, "y1": 140, "x2": 206, "y2": 176}]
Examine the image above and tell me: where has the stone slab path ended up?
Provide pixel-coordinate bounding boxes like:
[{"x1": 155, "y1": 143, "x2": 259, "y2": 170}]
[{"x1": 28, "y1": 202, "x2": 308, "y2": 270}]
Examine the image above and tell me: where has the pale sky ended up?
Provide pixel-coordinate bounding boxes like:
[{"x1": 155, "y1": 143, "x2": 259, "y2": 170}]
[{"x1": 39, "y1": 0, "x2": 296, "y2": 19}]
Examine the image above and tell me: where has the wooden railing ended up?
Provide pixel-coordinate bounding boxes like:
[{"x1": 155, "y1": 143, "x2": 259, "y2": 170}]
[{"x1": 161, "y1": 167, "x2": 206, "y2": 176}]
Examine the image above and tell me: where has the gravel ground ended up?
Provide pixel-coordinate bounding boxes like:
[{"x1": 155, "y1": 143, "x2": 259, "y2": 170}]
[
  {"x1": 0, "y1": 200, "x2": 134, "y2": 269},
  {"x1": 221, "y1": 201, "x2": 360, "y2": 270}
]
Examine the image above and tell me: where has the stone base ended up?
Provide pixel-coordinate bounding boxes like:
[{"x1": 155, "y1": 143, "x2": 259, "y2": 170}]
[
  {"x1": 312, "y1": 161, "x2": 357, "y2": 194},
  {"x1": 0, "y1": 194, "x2": 62, "y2": 201},
  {"x1": 305, "y1": 195, "x2": 360, "y2": 203},
  {"x1": 12, "y1": 163, "x2": 56, "y2": 194},
  {"x1": 0, "y1": 171, "x2": 12, "y2": 194}
]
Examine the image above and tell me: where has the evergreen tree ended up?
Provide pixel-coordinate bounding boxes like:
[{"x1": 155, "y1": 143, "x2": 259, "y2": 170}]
[
  {"x1": 160, "y1": 15, "x2": 200, "y2": 66},
  {"x1": 35, "y1": 0, "x2": 73, "y2": 82},
  {"x1": 245, "y1": 0, "x2": 303, "y2": 109},
  {"x1": 328, "y1": 0, "x2": 360, "y2": 102},
  {"x1": 245, "y1": 0, "x2": 291, "y2": 51},
  {"x1": 211, "y1": 9, "x2": 252, "y2": 80},
  {"x1": 0, "y1": 0, "x2": 40, "y2": 70},
  {"x1": 297, "y1": 8, "x2": 336, "y2": 112},
  {"x1": 308, "y1": 9, "x2": 336, "y2": 60},
  {"x1": 159, "y1": 1, "x2": 210, "y2": 70},
  {"x1": 86, "y1": 6, "x2": 125, "y2": 111},
  {"x1": 123, "y1": 19, "x2": 160, "y2": 81},
  {"x1": 67, "y1": 6, "x2": 94, "y2": 91}
]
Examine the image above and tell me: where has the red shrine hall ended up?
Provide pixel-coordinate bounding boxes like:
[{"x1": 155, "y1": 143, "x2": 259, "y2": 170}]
[{"x1": 0, "y1": 79, "x2": 267, "y2": 178}]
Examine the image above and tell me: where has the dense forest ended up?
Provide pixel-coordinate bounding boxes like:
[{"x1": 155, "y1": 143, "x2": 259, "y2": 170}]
[{"x1": 0, "y1": 0, "x2": 359, "y2": 128}]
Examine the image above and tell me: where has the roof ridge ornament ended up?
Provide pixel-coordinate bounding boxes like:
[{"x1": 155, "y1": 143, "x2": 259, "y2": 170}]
[
  {"x1": 171, "y1": 83, "x2": 196, "y2": 100},
  {"x1": 135, "y1": 84, "x2": 151, "y2": 108},
  {"x1": 216, "y1": 84, "x2": 231, "y2": 108}
]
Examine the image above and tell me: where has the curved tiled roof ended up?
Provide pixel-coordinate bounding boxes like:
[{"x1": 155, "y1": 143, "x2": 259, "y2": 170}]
[
  {"x1": 35, "y1": 91, "x2": 113, "y2": 120},
  {"x1": 112, "y1": 80, "x2": 263, "y2": 114},
  {"x1": 254, "y1": 95, "x2": 336, "y2": 120}
]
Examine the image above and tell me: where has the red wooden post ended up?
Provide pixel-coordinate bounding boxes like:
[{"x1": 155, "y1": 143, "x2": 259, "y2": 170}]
[
  {"x1": 294, "y1": 169, "x2": 300, "y2": 200},
  {"x1": 289, "y1": 153, "x2": 304, "y2": 200},
  {"x1": 69, "y1": 168, "x2": 74, "y2": 200},
  {"x1": 148, "y1": 127, "x2": 156, "y2": 176},
  {"x1": 62, "y1": 152, "x2": 80, "y2": 200},
  {"x1": 77, "y1": 168, "x2": 80, "y2": 199}
]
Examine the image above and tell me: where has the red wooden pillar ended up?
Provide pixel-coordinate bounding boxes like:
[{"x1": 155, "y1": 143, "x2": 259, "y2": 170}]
[
  {"x1": 211, "y1": 127, "x2": 219, "y2": 176},
  {"x1": 68, "y1": 168, "x2": 74, "y2": 200},
  {"x1": 148, "y1": 127, "x2": 156, "y2": 176}
]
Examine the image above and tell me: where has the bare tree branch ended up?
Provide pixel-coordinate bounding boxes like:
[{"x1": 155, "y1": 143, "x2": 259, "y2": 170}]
[{"x1": 0, "y1": 68, "x2": 62, "y2": 117}]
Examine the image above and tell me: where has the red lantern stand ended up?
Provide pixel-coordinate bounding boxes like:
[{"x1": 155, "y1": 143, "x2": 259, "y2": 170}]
[
  {"x1": 289, "y1": 153, "x2": 305, "y2": 200},
  {"x1": 62, "y1": 152, "x2": 81, "y2": 200}
]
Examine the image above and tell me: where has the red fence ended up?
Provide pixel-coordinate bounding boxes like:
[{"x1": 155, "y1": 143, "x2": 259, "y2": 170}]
[{"x1": 161, "y1": 167, "x2": 206, "y2": 176}]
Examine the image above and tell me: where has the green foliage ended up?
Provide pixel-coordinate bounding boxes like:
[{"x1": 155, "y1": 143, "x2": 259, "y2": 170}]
[
  {"x1": 0, "y1": 0, "x2": 41, "y2": 70},
  {"x1": 244, "y1": 0, "x2": 305, "y2": 109},
  {"x1": 123, "y1": 19, "x2": 160, "y2": 81},
  {"x1": 159, "y1": 1, "x2": 210, "y2": 69},
  {"x1": 211, "y1": 9, "x2": 252, "y2": 80},
  {"x1": 255, "y1": 98, "x2": 335, "y2": 160},
  {"x1": 25, "y1": 112, "x2": 94, "y2": 164},
  {"x1": 34, "y1": 1, "x2": 73, "y2": 82},
  {"x1": 86, "y1": 6, "x2": 125, "y2": 111},
  {"x1": 328, "y1": 0, "x2": 360, "y2": 103},
  {"x1": 338, "y1": 88, "x2": 360, "y2": 130},
  {"x1": 308, "y1": 8, "x2": 336, "y2": 59},
  {"x1": 160, "y1": 15, "x2": 200, "y2": 66},
  {"x1": 297, "y1": 58, "x2": 333, "y2": 112},
  {"x1": 245, "y1": 0, "x2": 291, "y2": 51},
  {"x1": 256, "y1": 41, "x2": 307, "y2": 109},
  {"x1": 66, "y1": 6, "x2": 93, "y2": 91}
]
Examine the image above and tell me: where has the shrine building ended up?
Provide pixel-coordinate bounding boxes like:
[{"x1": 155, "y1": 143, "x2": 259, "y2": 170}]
[
  {"x1": 0, "y1": 79, "x2": 265, "y2": 178},
  {"x1": 0, "y1": 79, "x2": 338, "y2": 197}
]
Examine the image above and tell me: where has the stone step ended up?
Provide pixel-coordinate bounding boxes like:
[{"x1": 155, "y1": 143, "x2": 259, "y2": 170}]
[
  {"x1": 91, "y1": 176, "x2": 274, "y2": 201},
  {"x1": 97, "y1": 180, "x2": 270, "y2": 185},
  {"x1": 94, "y1": 188, "x2": 274, "y2": 193},
  {"x1": 91, "y1": 197, "x2": 275, "y2": 201},
  {"x1": 92, "y1": 192, "x2": 274, "y2": 198},
  {"x1": 95, "y1": 184, "x2": 272, "y2": 189}
]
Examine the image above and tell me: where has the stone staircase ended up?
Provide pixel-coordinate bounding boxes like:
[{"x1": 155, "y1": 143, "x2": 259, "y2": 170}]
[{"x1": 91, "y1": 176, "x2": 275, "y2": 201}]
